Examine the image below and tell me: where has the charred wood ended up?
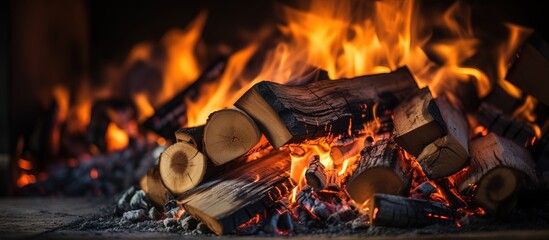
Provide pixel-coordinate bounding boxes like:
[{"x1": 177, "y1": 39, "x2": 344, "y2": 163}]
[{"x1": 235, "y1": 67, "x2": 418, "y2": 148}]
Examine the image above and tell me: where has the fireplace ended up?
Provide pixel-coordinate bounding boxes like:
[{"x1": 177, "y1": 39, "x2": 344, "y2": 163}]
[{"x1": 2, "y1": 0, "x2": 549, "y2": 238}]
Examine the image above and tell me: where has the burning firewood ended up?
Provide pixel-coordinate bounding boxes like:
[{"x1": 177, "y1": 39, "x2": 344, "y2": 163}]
[
  {"x1": 234, "y1": 67, "x2": 418, "y2": 148},
  {"x1": 346, "y1": 139, "x2": 412, "y2": 206},
  {"x1": 506, "y1": 33, "x2": 549, "y2": 106},
  {"x1": 305, "y1": 155, "x2": 326, "y2": 190},
  {"x1": 177, "y1": 149, "x2": 294, "y2": 235},
  {"x1": 159, "y1": 142, "x2": 208, "y2": 195},
  {"x1": 144, "y1": 57, "x2": 228, "y2": 138},
  {"x1": 393, "y1": 87, "x2": 469, "y2": 179},
  {"x1": 477, "y1": 103, "x2": 536, "y2": 148},
  {"x1": 369, "y1": 193, "x2": 456, "y2": 227},
  {"x1": 203, "y1": 108, "x2": 261, "y2": 166},
  {"x1": 139, "y1": 165, "x2": 169, "y2": 209},
  {"x1": 453, "y1": 133, "x2": 539, "y2": 217},
  {"x1": 330, "y1": 138, "x2": 362, "y2": 167}
]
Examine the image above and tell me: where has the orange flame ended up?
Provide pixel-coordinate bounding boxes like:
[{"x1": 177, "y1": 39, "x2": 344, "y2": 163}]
[
  {"x1": 17, "y1": 159, "x2": 33, "y2": 171},
  {"x1": 17, "y1": 173, "x2": 36, "y2": 188},
  {"x1": 105, "y1": 122, "x2": 129, "y2": 153}
]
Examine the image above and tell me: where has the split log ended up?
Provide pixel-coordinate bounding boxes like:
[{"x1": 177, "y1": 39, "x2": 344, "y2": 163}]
[
  {"x1": 203, "y1": 108, "x2": 261, "y2": 166},
  {"x1": 477, "y1": 103, "x2": 536, "y2": 148},
  {"x1": 369, "y1": 193, "x2": 455, "y2": 227},
  {"x1": 175, "y1": 125, "x2": 204, "y2": 150},
  {"x1": 506, "y1": 33, "x2": 549, "y2": 106},
  {"x1": 346, "y1": 139, "x2": 412, "y2": 206},
  {"x1": 234, "y1": 67, "x2": 418, "y2": 148},
  {"x1": 453, "y1": 133, "x2": 538, "y2": 217},
  {"x1": 177, "y1": 149, "x2": 294, "y2": 235},
  {"x1": 159, "y1": 142, "x2": 207, "y2": 195},
  {"x1": 305, "y1": 155, "x2": 326, "y2": 190},
  {"x1": 144, "y1": 57, "x2": 227, "y2": 138},
  {"x1": 139, "y1": 165, "x2": 169, "y2": 210},
  {"x1": 393, "y1": 87, "x2": 469, "y2": 179},
  {"x1": 330, "y1": 138, "x2": 362, "y2": 167}
]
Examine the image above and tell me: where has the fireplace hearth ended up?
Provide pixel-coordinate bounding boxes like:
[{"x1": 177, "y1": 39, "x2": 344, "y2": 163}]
[{"x1": 2, "y1": 0, "x2": 549, "y2": 239}]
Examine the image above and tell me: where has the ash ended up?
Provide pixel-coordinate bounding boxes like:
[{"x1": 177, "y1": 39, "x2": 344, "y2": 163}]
[{"x1": 75, "y1": 186, "x2": 549, "y2": 237}]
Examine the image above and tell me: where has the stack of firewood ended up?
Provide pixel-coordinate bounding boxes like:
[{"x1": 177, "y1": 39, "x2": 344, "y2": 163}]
[{"x1": 135, "y1": 33, "x2": 549, "y2": 235}]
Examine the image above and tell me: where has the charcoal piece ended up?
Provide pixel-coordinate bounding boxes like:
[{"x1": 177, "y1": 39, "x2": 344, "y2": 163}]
[
  {"x1": 148, "y1": 206, "x2": 162, "y2": 220},
  {"x1": 277, "y1": 212, "x2": 294, "y2": 233},
  {"x1": 121, "y1": 209, "x2": 147, "y2": 223},
  {"x1": 130, "y1": 190, "x2": 149, "y2": 210},
  {"x1": 163, "y1": 218, "x2": 179, "y2": 228},
  {"x1": 181, "y1": 215, "x2": 199, "y2": 231},
  {"x1": 117, "y1": 186, "x2": 136, "y2": 212},
  {"x1": 196, "y1": 222, "x2": 213, "y2": 234}
]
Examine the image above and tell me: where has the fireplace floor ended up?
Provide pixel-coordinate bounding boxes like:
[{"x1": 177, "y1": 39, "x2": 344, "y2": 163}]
[{"x1": 1, "y1": 197, "x2": 549, "y2": 240}]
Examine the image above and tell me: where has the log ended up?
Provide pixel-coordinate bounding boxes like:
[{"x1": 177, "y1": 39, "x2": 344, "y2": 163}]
[
  {"x1": 305, "y1": 155, "x2": 326, "y2": 190},
  {"x1": 234, "y1": 67, "x2": 418, "y2": 148},
  {"x1": 203, "y1": 108, "x2": 261, "y2": 166},
  {"x1": 477, "y1": 103, "x2": 536, "y2": 148},
  {"x1": 393, "y1": 87, "x2": 469, "y2": 179},
  {"x1": 144, "y1": 57, "x2": 227, "y2": 138},
  {"x1": 346, "y1": 139, "x2": 412, "y2": 206},
  {"x1": 177, "y1": 149, "x2": 294, "y2": 235},
  {"x1": 453, "y1": 133, "x2": 538, "y2": 217},
  {"x1": 369, "y1": 193, "x2": 455, "y2": 227},
  {"x1": 506, "y1": 33, "x2": 549, "y2": 106},
  {"x1": 158, "y1": 142, "x2": 207, "y2": 195},
  {"x1": 139, "y1": 165, "x2": 169, "y2": 210},
  {"x1": 175, "y1": 125, "x2": 204, "y2": 150},
  {"x1": 330, "y1": 138, "x2": 362, "y2": 167},
  {"x1": 324, "y1": 169, "x2": 340, "y2": 191}
]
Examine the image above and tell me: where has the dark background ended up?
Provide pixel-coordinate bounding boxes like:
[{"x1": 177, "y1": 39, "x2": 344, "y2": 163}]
[{"x1": 1, "y1": 0, "x2": 548, "y2": 195}]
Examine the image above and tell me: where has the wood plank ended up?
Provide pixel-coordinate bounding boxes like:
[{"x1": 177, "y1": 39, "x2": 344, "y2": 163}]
[
  {"x1": 177, "y1": 149, "x2": 294, "y2": 235},
  {"x1": 234, "y1": 67, "x2": 418, "y2": 148}
]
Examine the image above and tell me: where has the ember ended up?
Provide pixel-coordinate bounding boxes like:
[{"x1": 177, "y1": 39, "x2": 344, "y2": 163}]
[{"x1": 5, "y1": 0, "x2": 549, "y2": 238}]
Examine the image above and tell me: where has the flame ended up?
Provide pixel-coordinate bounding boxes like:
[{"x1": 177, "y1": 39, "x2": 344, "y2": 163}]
[
  {"x1": 159, "y1": 12, "x2": 207, "y2": 105},
  {"x1": 105, "y1": 122, "x2": 129, "y2": 152},
  {"x1": 513, "y1": 96, "x2": 541, "y2": 139},
  {"x1": 18, "y1": 159, "x2": 33, "y2": 171},
  {"x1": 17, "y1": 173, "x2": 36, "y2": 188}
]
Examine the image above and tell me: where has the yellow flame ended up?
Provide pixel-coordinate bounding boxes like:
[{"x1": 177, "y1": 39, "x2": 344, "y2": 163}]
[{"x1": 105, "y1": 122, "x2": 129, "y2": 152}]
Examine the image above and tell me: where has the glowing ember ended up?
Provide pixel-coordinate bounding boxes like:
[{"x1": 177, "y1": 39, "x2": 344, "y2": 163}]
[
  {"x1": 17, "y1": 159, "x2": 33, "y2": 171},
  {"x1": 90, "y1": 168, "x2": 99, "y2": 179},
  {"x1": 16, "y1": 174, "x2": 36, "y2": 188}
]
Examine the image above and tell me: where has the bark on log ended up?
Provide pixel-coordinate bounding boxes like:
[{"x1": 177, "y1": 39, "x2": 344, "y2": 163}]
[
  {"x1": 203, "y1": 108, "x2": 261, "y2": 166},
  {"x1": 369, "y1": 193, "x2": 455, "y2": 227},
  {"x1": 234, "y1": 67, "x2": 418, "y2": 148},
  {"x1": 453, "y1": 133, "x2": 538, "y2": 217},
  {"x1": 139, "y1": 165, "x2": 169, "y2": 210},
  {"x1": 177, "y1": 149, "x2": 294, "y2": 235},
  {"x1": 144, "y1": 57, "x2": 227, "y2": 138},
  {"x1": 346, "y1": 139, "x2": 412, "y2": 206},
  {"x1": 393, "y1": 87, "x2": 469, "y2": 179},
  {"x1": 175, "y1": 125, "x2": 204, "y2": 150},
  {"x1": 477, "y1": 103, "x2": 536, "y2": 148}
]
